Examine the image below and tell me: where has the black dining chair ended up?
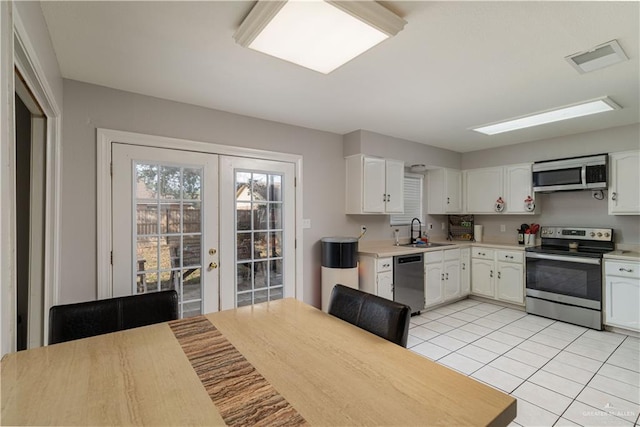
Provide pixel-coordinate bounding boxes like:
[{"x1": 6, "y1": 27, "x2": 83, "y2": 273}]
[
  {"x1": 48, "y1": 290, "x2": 179, "y2": 344},
  {"x1": 328, "y1": 284, "x2": 411, "y2": 347}
]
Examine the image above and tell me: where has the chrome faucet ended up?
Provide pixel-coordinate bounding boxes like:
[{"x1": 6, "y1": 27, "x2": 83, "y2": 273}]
[{"x1": 410, "y1": 218, "x2": 422, "y2": 243}]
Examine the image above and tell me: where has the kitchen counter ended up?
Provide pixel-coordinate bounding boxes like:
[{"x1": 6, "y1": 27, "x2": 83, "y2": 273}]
[
  {"x1": 359, "y1": 239, "x2": 526, "y2": 257},
  {"x1": 604, "y1": 250, "x2": 640, "y2": 262}
]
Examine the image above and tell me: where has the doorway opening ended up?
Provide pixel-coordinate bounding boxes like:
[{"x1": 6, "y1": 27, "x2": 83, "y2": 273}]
[{"x1": 15, "y1": 69, "x2": 47, "y2": 350}]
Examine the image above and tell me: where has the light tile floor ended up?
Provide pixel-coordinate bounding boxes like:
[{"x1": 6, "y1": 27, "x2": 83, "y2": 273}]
[{"x1": 408, "y1": 298, "x2": 640, "y2": 427}]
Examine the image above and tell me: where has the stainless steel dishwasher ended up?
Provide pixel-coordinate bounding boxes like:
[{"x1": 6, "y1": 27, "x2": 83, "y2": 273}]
[{"x1": 393, "y1": 253, "x2": 424, "y2": 314}]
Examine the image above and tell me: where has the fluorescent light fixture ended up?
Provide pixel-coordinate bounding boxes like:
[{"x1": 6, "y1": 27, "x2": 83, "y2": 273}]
[
  {"x1": 234, "y1": 0, "x2": 406, "y2": 74},
  {"x1": 472, "y1": 97, "x2": 621, "y2": 136}
]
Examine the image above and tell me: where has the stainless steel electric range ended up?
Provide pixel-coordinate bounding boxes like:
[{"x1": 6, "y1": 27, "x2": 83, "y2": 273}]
[{"x1": 525, "y1": 226, "x2": 614, "y2": 330}]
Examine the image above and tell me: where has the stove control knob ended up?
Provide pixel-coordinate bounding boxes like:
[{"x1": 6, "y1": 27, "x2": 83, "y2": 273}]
[
  {"x1": 590, "y1": 232, "x2": 596, "y2": 237},
  {"x1": 597, "y1": 232, "x2": 603, "y2": 238},
  {"x1": 604, "y1": 232, "x2": 610, "y2": 238}
]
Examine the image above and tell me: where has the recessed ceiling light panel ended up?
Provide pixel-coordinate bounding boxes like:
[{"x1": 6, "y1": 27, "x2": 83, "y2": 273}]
[
  {"x1": 566, "y1": 40, "x2": 629, "y2": 74},
  {"x1": 471, "y1": 97, "x2": 621, "y2": 136},
  {"x1": 234, "y1": 0, "x2": 406, "y2": 74}
]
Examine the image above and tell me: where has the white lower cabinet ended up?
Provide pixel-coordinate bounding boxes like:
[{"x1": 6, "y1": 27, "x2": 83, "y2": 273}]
[
  {"x1": 359, "y1": 256, "x2": 394, "y2": 300},
  {"x1": 460, "y1": 248, "x2": 471, "y2": 295},
  {"x1": 425, "y1": 249, "x2": 461, "y2": 308},
  {"x1": 496, "y1": 261, "x2": 524, "y2": 304},
  {"x1": 471, "y1": 257, "x2": 495, "y2": 298},
  {"x1": 471, "y1": 247, "x2": 524, "y2": 305},
  {"x1": 605, "y1": 259, "x2": 640, "y2": 332}
]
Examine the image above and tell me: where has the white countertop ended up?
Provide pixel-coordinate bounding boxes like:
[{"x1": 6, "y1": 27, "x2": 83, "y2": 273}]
[
  {"x1": 359, "y1": 239, "x2": 527, "y2": 257},
  {"x1": 604, "y1": 250, "x2": 640, "y2": 262}
]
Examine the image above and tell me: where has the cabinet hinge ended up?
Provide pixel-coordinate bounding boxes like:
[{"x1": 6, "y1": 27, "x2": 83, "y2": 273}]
[
  {"x1": 110, "y1": 162, "x2": 113, "y2": 177},
  {"x1": 110, "y1": 251, "x2": 113, "y2": 265},
  {"x1": 294, "y1": 177, "x2": 297, "y2": 187}
]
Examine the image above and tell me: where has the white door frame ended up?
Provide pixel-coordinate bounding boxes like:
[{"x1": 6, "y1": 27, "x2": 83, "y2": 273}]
[
  {"x1": 97, "y1": 128, "x2": 304, "y2": 304},
  {"x1": 1, "y1": 5, "x2": 63, "y2": 354}
]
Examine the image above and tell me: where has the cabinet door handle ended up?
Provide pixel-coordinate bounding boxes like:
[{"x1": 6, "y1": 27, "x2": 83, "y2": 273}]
[
  {"x1": 462, "y1": 263, "x2": 466, "y2": 270},
  {"x1": 490, "y1": 270, "x2": 493, "y2": 278},
  {"x1": 498, "y1": 271, "x2": 501, "y2": 279},
  {"x1": 447, "y1": 197, "x2": 450, "y2": 205},
  {"x1": 441, "y1": 273, "x2": 445, "y2": 281},
  {"x1": 619, "y1": 267, "x2": 633, "y2": 273},
  {"x1": 446, "y1": 273, "x2": 449, "y2": 280},
  {"x1": 611, "y1": 192, "x2": 617, "y2": 201}
]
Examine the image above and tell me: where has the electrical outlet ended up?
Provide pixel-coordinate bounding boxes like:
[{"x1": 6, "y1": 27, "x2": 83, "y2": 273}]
[
  {"x1": 360, "y1": 225, "x2": 367, "y2": 234},
  {"x1": 441, "y1": 222, "x2": 446, "y2": 230},
  {"x1": 500, "y1": 224, "x2": 506, "y2": 232},
  {"x1": 427, "y1": 223, "x2": 433, "y2": 230}
]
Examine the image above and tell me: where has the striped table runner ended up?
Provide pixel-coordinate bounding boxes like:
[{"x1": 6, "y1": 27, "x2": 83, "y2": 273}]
[{"x1": 169, "y1": 316, "x2": 307, "y2": 426}]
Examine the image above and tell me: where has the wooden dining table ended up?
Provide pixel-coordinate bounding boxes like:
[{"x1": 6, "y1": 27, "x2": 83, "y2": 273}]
[{"x1": 1, "y1": 298, "x2": 516, "y2": 426}]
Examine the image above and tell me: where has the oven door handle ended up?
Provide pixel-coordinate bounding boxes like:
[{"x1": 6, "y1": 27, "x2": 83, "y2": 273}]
[{"x1": 525, "y1": 252, "x2": 601, "y2": 265}]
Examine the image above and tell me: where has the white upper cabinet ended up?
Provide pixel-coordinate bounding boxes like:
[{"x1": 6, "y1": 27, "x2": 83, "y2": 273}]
[
  {"x1": 346, "y1": 155, "x2": 404, "y2": 214},
  {"x1": 609, "y1": 150, "x2": 640, "y2": 215},
  {"x1": 427, "y1": 168, "x2": 462, "y2": 214},
  {"x1": 504, "y1": 163, "x2": 536, "y2": 214},
  {"x1": 465, "y1": 163, "x2": 535, "y2": 215},
  {"x1": 465, "y1": 167, "x2": 503, "y2": 214},
  {"x1": 384, "y1": 159, "x2": 405, "y2": 213}
]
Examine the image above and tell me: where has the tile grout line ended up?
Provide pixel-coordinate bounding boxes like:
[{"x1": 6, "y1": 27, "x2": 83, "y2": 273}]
[{"x1": 414, "y1": 300, "x2": 639, "y2": 427}]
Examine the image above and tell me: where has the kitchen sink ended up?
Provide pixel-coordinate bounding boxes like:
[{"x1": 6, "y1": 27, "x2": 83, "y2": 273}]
[{"x1": 399, "y1": 242, "x2": 453, "y2": 248}]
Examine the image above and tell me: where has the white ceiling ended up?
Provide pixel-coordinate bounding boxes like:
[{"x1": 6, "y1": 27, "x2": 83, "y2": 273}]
[{"x1": 41, "y1": 1, "x2": 639, "y2": 153}]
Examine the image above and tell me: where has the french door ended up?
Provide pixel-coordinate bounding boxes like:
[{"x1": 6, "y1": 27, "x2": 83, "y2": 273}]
[
  {"x1": 110, "y1": 142, "x2": 297, "y2": 316},
  {"x1": 112, "y1": 144, "x2": 218, "y2": 317},
  {"x1": 219, "y1": 157, "x2": 296, "y2": 310}
]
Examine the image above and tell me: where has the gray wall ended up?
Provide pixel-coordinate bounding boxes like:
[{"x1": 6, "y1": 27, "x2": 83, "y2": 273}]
[
  {"x1": 61, "y1": 79, "x2": 350, "y2": 307},
  {"x1": 14, "y1": 1, "x2": 63, "y2": 108},
  {"x1": 461, "y1": 124, "x2": 640, "y2": 245}
]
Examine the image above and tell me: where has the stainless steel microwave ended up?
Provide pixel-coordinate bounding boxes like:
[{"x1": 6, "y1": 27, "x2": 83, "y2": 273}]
[{"x1": 532, "y1": 154, "x2": 608, "y2": 193}]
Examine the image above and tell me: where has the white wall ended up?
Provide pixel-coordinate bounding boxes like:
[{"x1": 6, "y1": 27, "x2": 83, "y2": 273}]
[
  {"x1": 462, "y1": 124, "x2": 640, "y2": 246},
  {"x1": 61, "y1": 79, "x2": 350, "y2": 307}
]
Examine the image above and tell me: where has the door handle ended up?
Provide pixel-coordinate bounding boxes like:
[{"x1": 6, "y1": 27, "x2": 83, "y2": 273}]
[
  {"x1": 490, "y1": 270, "x2": 493, "y2": 278},
  {"x1": 208, "y1": 262, "x2": 218, "y2": 271}
]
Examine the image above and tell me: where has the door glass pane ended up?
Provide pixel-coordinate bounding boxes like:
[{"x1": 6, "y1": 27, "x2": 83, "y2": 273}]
[
  {"x1": 134, "y1": 161, "x2": 204, "y2": 318},
  {"x1": 160, "y1": 166, "x2": 181, "y2": 200},
  {"x1": 253, "y1": 203, "x2": 268, "y2": 230},
  {"x1": 234, "y1": 170, "x2": 285, "y2": 307},
  {"x1": 136, "y1": 164, "x2": 158, "y2": 199},
  {"x1": 160, "y1": 203, "x2": 181, "y2": 234},
  {"x1": 183, "y1": 202, "x2": 201, "y2": 233},
  {"x1": 183, "y1": 168, "x2": 201, "y2": 200}
]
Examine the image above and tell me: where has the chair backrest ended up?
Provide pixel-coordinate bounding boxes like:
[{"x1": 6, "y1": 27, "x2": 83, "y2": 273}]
[
  {"x1": 49, "y1": 290, "x2": 179, "y2": 344},
  {"x1": 328, "y1": 285, "x2": 411, "y2": 347}
]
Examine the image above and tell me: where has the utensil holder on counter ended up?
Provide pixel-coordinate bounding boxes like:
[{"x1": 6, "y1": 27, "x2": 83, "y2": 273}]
[{"x1": 524, "y1": 234, "x2": 536, "y2": 246}]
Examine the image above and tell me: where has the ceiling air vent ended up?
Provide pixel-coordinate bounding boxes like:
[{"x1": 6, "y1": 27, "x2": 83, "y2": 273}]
[{"x1": 565, "y1": 40, "x2": 628, "y2": 74}]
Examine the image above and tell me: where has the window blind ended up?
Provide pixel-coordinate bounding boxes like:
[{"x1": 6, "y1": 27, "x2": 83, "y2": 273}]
[{"x1": 390, "y1": 174, "x2": 423, "y2": 226}]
